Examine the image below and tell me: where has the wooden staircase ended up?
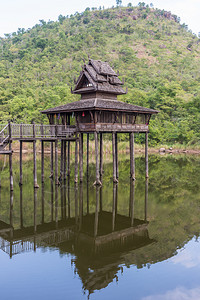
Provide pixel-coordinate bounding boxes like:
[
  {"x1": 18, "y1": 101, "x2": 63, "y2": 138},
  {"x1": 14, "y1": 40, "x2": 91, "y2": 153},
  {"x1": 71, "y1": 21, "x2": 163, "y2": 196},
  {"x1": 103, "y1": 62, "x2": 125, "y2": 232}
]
[{"x1": 0, "y1": 124, "x2": 11, "y2": 154}]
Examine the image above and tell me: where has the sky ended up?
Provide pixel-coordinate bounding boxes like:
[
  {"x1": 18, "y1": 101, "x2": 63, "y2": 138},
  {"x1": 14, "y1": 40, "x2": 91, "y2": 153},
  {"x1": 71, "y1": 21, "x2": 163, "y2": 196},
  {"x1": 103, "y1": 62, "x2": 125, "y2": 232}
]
[{"x1": 0, "y1": 0, "x2": 199, "y2": 37}]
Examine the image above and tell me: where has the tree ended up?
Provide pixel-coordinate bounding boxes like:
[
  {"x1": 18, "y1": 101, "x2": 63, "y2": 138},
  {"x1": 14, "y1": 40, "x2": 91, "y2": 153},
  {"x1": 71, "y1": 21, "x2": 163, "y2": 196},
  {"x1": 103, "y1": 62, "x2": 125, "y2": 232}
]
[{"x1": 116, "y1": 0, "x2": 122, "y2": 7}]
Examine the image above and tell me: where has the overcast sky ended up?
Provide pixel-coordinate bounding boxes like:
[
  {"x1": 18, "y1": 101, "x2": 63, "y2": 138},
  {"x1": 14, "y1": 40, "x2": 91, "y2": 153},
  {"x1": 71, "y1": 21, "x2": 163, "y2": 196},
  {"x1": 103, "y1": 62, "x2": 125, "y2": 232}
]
[{"x1": 0, "y1": 0, "x2": 199, "y2": 37}]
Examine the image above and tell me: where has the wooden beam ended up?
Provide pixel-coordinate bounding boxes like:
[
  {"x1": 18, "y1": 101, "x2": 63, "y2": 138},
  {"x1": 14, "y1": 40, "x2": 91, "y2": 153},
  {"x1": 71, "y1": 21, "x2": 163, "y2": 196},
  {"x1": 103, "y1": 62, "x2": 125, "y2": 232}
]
[
  {"x1": 8, "y1": 122, "x2": 13, "y2": 191},
  {"x1": 74, "y1": 135, "x2": 78, "y2": 183},
  {"x1": 33, "y1": 122, "x2": 39, "y2": 188},
  {"x1": 130, "y1": 132, "x2": 135, "y2": 180},
  {"x1": 145, "y1": 132, "x2": 149, "y2": 178},
  {"x1": 94, "y1": 132, "x2": 101, "y2": 186},
  {"x1": 100, "y1": 133, "x2": 103, "y2": 176},
  {"x1": 79, "y1": 133, "x2": 83, "y2": 182},
  {"x1": 112, "y1": 132, "x2": 118, "y2": 183},
  {"x1": 41, "y1": 140, "x2": 44, "y2": 183},
  {"x1": 87, "y1": 133, "x2": 89, "y2": 178},
  {"x1": 19, "y1": 141, "x2": 23, "y2": 185}
]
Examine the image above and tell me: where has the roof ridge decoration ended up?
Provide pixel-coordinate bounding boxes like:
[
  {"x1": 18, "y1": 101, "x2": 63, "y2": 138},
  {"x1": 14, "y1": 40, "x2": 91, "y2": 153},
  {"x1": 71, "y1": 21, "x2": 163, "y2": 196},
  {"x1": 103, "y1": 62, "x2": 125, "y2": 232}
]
[{"x1": 72, "y1": 59, "x2": 126, "y2": 96}]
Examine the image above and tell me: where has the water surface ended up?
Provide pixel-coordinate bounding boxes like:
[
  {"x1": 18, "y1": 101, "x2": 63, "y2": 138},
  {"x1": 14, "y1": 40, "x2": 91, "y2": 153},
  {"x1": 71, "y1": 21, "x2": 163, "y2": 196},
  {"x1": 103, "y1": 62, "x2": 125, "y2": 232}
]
[{"x1": 0, "y1": 154, "x2": 200, "y2": 299}]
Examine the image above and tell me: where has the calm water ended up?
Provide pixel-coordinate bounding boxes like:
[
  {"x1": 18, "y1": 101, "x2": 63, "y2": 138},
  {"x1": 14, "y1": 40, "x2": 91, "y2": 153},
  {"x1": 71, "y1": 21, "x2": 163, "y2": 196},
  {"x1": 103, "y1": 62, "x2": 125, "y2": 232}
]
[{"x1": 0, "y1": 154, "x2": 200, "y2": 300}]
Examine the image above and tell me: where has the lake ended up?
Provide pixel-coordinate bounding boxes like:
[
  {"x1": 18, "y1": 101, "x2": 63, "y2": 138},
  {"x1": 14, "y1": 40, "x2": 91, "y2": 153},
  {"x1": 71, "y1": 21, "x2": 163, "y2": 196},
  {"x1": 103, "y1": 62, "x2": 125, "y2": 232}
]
[{"x1": 0, "y1": 153, "x2": 200, "y2": 300}]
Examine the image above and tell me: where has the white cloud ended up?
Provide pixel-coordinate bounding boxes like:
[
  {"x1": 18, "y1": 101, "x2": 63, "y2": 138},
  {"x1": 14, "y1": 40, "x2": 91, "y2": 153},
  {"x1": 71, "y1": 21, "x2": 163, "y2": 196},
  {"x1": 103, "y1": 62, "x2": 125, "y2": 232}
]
[{"x1": 142, "y1": 286, "x2": 200, "y2": 300}]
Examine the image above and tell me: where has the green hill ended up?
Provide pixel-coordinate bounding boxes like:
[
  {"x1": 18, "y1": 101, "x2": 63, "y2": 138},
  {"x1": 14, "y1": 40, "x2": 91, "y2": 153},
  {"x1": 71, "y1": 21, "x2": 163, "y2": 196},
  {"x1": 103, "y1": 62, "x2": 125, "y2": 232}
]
[{"x1": 0, "y1": 4, "x2": 200, "y2": 146}]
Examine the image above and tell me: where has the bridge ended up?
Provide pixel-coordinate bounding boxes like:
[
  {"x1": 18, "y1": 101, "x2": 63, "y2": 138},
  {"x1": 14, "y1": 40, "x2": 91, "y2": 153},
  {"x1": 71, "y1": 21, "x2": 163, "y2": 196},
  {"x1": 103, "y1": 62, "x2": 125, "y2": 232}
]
[{"x1": 0, "y1": 123, "x2": 77, "y2": 153}]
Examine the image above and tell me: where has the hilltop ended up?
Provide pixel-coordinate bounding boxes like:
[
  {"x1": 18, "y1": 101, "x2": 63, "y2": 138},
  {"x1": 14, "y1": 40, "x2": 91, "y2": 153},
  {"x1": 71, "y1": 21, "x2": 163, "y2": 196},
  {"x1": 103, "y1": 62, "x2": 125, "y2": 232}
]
[{"x1": 0, "y1": 4, "x2": 200, "y2": 146}]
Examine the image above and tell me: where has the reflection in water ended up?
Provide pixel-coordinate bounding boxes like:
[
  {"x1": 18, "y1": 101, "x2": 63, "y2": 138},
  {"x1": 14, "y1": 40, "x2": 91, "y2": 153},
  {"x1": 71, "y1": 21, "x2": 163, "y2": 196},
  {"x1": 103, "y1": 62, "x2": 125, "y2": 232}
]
[{"x1": 0, "y1": 178, "x2": 152, "y2": 295}]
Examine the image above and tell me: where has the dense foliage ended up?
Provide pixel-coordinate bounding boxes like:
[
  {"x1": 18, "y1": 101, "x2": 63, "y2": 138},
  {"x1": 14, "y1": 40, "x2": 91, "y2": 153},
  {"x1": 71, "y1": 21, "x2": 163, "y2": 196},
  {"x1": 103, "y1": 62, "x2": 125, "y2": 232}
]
[{"x1": 0, "y1": 4, "x2": 200, "y2": 146}]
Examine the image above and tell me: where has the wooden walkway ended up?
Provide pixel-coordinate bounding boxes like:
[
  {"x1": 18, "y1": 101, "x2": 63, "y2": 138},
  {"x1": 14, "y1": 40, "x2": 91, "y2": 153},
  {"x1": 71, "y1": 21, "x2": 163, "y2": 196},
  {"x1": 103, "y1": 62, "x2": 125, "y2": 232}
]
[{"x1": 0, "y1": 122, "x2": 78, "y2": 190}]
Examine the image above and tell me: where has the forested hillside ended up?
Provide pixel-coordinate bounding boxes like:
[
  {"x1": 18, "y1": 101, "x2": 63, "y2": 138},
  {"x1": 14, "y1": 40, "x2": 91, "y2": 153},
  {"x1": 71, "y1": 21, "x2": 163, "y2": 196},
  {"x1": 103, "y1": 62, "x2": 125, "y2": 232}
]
[{"x1": 0, "y1": 3, "x2": 200, "y2": 146}]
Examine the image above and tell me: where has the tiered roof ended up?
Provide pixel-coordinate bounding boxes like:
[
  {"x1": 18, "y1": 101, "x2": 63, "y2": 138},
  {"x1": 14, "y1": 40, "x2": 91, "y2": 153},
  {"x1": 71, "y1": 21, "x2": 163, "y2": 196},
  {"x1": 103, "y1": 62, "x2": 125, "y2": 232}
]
[
  {"x1": 73, "y1": 59, "x2": 126, "y2": 95},
  {"x1": 41, "y1": 59, "x2": 158, "y2": 115}
]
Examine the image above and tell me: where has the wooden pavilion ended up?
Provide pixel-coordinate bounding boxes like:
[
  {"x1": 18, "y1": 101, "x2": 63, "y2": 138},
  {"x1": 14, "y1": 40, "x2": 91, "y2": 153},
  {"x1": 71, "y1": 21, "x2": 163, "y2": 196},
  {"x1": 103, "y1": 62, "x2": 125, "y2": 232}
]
[{"x1": 42, "y1": 59, "x2": 158, "y2": 185}]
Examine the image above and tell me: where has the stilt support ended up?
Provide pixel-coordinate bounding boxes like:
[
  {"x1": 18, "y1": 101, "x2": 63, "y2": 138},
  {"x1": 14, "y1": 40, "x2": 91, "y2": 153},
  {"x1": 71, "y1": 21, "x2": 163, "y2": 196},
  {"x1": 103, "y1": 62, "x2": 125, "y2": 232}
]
[
  {"x1": 145, "y1": 132, "x2": 149, "y2": 178},
  {"x1": 130, "y1": 132, "x2": 135, "y2": 180},
  {"x1": 94, "y1": 132, "x2": 102, "y2": 186},
  {"x1": 112, "y1": 132, "x2": 118, "y2": 183},
  {"x1": 79, "y1": 133, "x2": 83, "y2": 183}
]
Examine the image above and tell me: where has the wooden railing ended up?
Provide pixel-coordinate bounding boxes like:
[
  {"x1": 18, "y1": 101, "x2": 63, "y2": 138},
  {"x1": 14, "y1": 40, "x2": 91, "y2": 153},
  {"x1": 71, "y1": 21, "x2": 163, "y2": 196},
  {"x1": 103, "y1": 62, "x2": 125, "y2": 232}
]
[{"x1": 0, "y1": 123, "x2": 77, "y2": 140}]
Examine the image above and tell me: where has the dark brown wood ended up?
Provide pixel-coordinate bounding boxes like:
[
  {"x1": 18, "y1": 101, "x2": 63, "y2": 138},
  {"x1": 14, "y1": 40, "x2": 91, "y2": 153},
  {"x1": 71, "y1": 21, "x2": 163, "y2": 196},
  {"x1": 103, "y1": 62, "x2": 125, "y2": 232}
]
[
  {"x1": 145, "y1": 178, "x2": 148, "y2": 221},
  {"x1": 130, "y1": 132, "x2": 135, "y2": 180},
  {"x1": 79, "y1": 133, "x2": 83, "y2": 182},
  {"x1": 67, "y1": 141, "x2": 70, "y2": 176},
  {"x1": 86, "y1": 133, "x2": 89, "y2": 177},
  {"x1": 33, "y1": 122, "x2": 39, "y2": 188},
  {"x1": 41, "y1": 183, "x2": 44, "y2": 224},
  {"x1": 67, "y1": 177, "x2": 70, "y2": 218},
  {"x1": 60, "y1": 140, "x2": 64, "y2": 180},
  {"x1": 19, "y1": 141, "x2": 23, "y2": 185},
  {"x1": 8, "y1": 122, "x2": 13, "y2": 191},
  {"x1": 74, "y1": 136, "x2": 78, "y2": 183},
  {"x1": 145, "y1": 132, "x2": 149, "y2": 178},
  {"x1": 55, "y1": 140, "x2": 59, "y2": 185},
  {"x1": 112, "y1": 132, "x2": 118, "y2": 183},
  {"x1": 99, "y1": 133, "x2": 103, "y2": 176},
  {"x1": 41, "y1": 140, "x2": 44, "y2": 183},
  {"x1": 50, "y1": 142, "x2": 54, "y2": 178},
  {"x1": 115, "y1": 133, "x2": 118, "y2": 179},
  {"x1": 63, "y1": 141, "x2": 66, "y2": 180},
  {"x1": 94, "y1": 132, "x2": 101, "y2": 185}
]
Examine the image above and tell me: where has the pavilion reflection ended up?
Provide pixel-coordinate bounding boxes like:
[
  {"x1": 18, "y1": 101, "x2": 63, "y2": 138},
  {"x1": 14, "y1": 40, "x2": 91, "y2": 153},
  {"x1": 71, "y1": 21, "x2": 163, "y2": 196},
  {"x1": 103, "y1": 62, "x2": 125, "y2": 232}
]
[{"x1": 0, "y1": 178, "x2": 153, "y2": 294}]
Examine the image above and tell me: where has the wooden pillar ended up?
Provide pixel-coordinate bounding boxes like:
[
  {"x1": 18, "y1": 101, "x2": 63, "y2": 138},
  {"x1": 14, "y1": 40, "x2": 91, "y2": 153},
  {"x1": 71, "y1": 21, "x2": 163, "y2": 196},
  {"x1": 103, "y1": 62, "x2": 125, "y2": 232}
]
[
  {"x1": 87, "y1": 179, "x2": 89, "y2": 214},
  {"x1": 74, "y1": 135, "x2": 78, "y2": 183},
  {"x1": 145, "y1": 132, "x2": 149, "y2": 178},
  {"x1": 67, "y1": 177, "x2": 70, "y2": 218},
  {"x1": 41, "y1": 140, "x2": 44, "y2": 183},
  {"x1": 94, "y1": 132, "x2": 101, "y2": 185},
  {"x1": 63, "y1": 141, "x2": 67, "y2": 180},
  {"x1": 115, "y1": 133, "x2": 119, "y2": 179},
  {"x1": 19, "y1": 123, "x2": 23, "y2": 185},
  {"x1": 8, "y1": 122, "x2": 13, "y2": 191},
  {"x1": 67, "y1": 141, "x2": 71, "y2": 176},
  {"x1": 79, "y1": 133, "x2": 83, "y2": 183},
  {"x1": 60, "y1": 140, "x2": 64, "y2": 181},
  {"x1": 33, "y1": 122, "x2": 39, "y2": 188},
  {"x1": 130, "y1": 132, "x2": 135, "y2": 180},
  {"x1": 112, "y1": 132, "x2": 118, "y2": 183},
  {"x1": 55, "y1": 140, "x2": 59, "y2": 185},
  {"x1": 100, "y1": 133, "x2": 103, "y2": 176},
  {"x1": 19, "y1": 141, "x2": 23, "y2": 185},
  {"x1": 145, "y1": 178, "x2": 148, "y2": 221},
  {"x1": 41, "y1": 124, "x2": 44, "y2": 183},
  {"x1": 50, "y1": 142, "x2": 54, "y2": 178},
  {"x1": 86, "y1": 133, "x2": 89, "y2": 177}
]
